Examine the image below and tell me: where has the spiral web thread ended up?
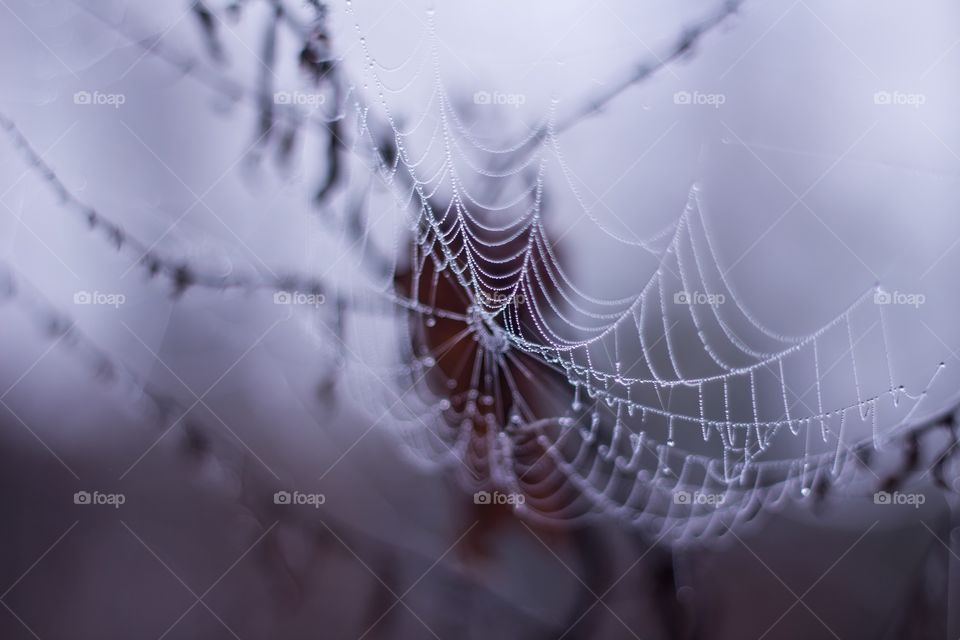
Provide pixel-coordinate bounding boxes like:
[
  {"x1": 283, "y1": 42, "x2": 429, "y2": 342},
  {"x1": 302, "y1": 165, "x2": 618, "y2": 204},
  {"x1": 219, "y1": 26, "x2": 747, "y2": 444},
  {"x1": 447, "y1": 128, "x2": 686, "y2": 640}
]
[
  {"x1": 2, "y1": 0, "x2": 950, "y2": 542},
  {"x1": 330, "y1": 4, "x2": 946, "y2": 542}
]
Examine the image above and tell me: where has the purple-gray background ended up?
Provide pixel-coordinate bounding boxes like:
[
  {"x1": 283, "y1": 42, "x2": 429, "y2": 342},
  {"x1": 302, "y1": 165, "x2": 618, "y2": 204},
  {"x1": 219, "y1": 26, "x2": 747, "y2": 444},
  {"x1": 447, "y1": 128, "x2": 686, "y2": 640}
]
[{"x1": 1, "y1": 1, "x2": 960, "y2": 638}]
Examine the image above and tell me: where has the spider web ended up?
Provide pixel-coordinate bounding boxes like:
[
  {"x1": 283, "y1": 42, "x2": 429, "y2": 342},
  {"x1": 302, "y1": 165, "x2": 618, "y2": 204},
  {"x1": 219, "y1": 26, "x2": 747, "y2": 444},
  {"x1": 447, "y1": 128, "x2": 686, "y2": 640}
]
[
  {"x1": 2, "y1": 0, "x2": 952, "y2": 543},
  {"x1": 329, "y1": 2, "x2": 947, "y2": 541}
]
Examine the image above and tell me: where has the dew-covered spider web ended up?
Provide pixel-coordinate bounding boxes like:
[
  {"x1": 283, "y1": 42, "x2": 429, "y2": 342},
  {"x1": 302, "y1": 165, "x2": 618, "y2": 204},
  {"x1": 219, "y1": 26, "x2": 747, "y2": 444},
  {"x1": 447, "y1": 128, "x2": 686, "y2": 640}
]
[
  {"x1": 2, "y1": 0, "x2": 955, "y2": 544},
  {"x1": 331, "y1": 1, "x2": 948, "y2": 542}
]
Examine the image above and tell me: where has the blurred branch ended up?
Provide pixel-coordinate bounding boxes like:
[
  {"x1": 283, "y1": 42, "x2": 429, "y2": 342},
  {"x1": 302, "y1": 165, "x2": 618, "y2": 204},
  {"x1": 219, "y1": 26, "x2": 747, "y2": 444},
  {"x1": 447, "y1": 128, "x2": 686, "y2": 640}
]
[
  {"x1": 0, "y1": 112, "x2": 331, "y2": 300},
  {"x1": 249, "y1": 3, "x2": 281, "y2": 162},
  {"x1": 0, "y1": 261, "x2": 199, "y2": 439},
  {"x1": 69, "y1": 0, "x2": 396, "y2": 273},
  {"x1": 552, "y1": 0, "x2": 747, "y2": 135},
  {"x1": 190, "y1": 1, "x2": 226, "y2": 63}
]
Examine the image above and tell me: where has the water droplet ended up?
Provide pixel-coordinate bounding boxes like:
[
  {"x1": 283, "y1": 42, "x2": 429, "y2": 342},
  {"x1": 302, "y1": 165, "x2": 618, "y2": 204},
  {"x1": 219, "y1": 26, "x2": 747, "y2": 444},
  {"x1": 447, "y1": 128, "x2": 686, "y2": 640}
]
[{"x1": 425, "y1": 316, "x2": 436, "y2": 327}]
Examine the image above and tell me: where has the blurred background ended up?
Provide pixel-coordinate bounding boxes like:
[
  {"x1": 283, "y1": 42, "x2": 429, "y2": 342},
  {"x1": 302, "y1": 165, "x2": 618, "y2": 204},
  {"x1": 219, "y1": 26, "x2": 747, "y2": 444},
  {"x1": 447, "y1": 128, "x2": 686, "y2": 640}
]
[{"x1": 1, "y1": 0, "x2": 960, "y2": 638}]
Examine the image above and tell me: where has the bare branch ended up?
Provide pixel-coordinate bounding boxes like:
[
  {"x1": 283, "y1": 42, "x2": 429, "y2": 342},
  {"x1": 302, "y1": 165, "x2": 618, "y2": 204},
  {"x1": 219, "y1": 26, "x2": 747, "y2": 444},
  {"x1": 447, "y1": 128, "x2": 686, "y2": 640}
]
[
  {"x1": 552, "y1": 0, "x2": 746, "y2": 135},
  {"x1": 0, "y1": 112, "x2": 329, "y2": 299}
]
